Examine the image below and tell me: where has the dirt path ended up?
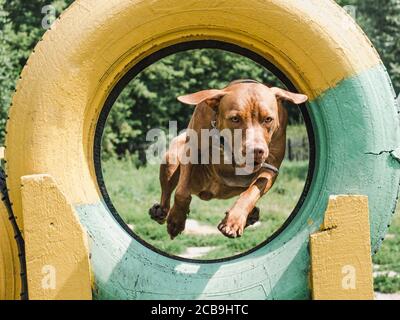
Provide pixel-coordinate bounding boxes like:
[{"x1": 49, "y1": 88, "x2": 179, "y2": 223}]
[
  {"x1": 180, "y1": 247, "x2": 218, "y2": 259},
  {"x1": 375, "y1": 292, "x2": 400, "y2": 300},
  {"x1": 183, "y1": 219, "x2": 220, "y2": 236}
]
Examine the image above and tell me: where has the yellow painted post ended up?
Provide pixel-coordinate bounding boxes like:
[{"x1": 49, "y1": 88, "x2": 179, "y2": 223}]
[
  {"x1": 310, "y1": 195, "x2": 374, "y2": 300},
  {"x1": 21, "y1": 174, "x2": 92, "y2": 300}
]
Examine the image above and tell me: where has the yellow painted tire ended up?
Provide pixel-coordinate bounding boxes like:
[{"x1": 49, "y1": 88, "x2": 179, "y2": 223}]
[
  {"x1": 5, "y1": 0, "x2": 399, "y2": 299},
  {"x1": 0, "y1": 170, "x2": 22, "y2": 300}
]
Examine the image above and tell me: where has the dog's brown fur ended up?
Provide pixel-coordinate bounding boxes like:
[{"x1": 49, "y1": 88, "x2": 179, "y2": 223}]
[{"x1": 149, "y1": 81, "x2": 308, "y2": 239}]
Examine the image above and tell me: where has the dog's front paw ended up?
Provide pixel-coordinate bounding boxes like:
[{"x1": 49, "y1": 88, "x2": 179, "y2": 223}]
[
  {"x1": 167, "y1": 214, "x2": 187, "y2": 240},
  {"x1": 149, "y1": 204, "x2": 168, "y2": 224},
  {"x1": 218, "y1": 212, "x2": 247, "y2": 238}
]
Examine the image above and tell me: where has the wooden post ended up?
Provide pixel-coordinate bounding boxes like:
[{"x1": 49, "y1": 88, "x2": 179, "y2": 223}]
[
  {"x1": 310, "y1": 195, "x2": 374, "y2": 300},
  {"x1": 21, "y1": 174, "x2": 92, "y2": 300}
]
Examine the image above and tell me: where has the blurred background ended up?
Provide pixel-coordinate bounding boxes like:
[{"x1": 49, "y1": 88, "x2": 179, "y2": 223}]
[{"x1": 0, "y1": 0, "x2": 399, "y2": 297}]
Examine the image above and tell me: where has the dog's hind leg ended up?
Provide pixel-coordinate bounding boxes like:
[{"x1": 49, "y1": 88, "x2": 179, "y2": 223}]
[{"x1": 245, "y1": 207, "x2": 260, "y2": 228}]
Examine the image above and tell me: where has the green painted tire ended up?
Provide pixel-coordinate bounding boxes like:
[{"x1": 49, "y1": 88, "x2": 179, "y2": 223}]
[{"x1": 5, "y1": 0, "x2": 400, "y2": 300}]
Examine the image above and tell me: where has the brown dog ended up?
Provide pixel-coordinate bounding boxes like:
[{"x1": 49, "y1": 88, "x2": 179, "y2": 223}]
[{"x1": 149, "y1": 80, "x2": 308, "y2": 239}]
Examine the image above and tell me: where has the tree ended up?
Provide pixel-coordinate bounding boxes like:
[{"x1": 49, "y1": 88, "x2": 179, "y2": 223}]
[
  {"x1": 0, "y1": 0, "x2": 17, "y2": 140},
  {"x1": 337, "y1": 0, "x2": 400, "y2": 93},
  {"x1": 356, "y1": 0, "x2": 400, "y2": 93}
]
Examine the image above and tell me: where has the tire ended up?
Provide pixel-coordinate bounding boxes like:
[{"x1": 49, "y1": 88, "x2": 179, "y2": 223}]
[
  {"x1": 0, "y1": 168, "x2": 26, "y2": 300},
  {"x1": 5, "y1": 0, "x2": 400, "y2": 299}
]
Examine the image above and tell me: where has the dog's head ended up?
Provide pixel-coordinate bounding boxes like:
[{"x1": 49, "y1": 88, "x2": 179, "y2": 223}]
[{"x1": 178, "y1": 80, "x2": 308, "y2": 171}]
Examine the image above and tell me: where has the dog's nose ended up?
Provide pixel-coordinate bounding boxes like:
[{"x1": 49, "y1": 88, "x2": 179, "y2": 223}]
[
  {"x1": 253, "y1": 147, "x2": 266, "y2": 161},
  {"x1": 254, "y1": 148, "x2": 265, "y2": 156}
]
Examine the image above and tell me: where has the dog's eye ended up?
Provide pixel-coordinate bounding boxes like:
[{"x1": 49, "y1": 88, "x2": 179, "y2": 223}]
[
  {"x1": 230, "y1": 116, "x2": 241, "y2": 123},
  {"x1": 263, "y1": 117, "x2": 274, "y2": 124}
]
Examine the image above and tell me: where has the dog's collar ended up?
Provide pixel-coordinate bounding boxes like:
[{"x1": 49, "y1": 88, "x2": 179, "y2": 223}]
[
  {"x1": 261, "y1": 163, "x2": 280, "y2": 174},
  {"x1": 210, "y1": 119, "x2": 279, "y2": 175}
]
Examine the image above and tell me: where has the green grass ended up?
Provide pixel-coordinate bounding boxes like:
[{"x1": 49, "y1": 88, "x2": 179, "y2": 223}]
[
  {"x1": 372, "y1": 212, "x2": 400, "y2": 293},
  {"x1": 102, "y1": 157, "x2": 309, "y2": 260}
]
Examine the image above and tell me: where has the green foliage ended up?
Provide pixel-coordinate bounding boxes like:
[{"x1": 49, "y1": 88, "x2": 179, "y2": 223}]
[
  {"x1": 358, "y1": 0, "x2": 400, "y2": 94},
  {"x1": 337, "y1": 0, "x2": 400, "y2": 93},
  {"x1": 0, "y1": 0, "x2": 15, "y2": 139}
]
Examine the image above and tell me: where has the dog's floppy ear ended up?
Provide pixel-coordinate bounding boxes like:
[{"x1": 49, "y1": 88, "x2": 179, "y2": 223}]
[
  {"x1": 178, "y1": 89, "x2": 227, "y2": 110},
  {"x1": 271, "y1": 87, "x2": 308, "y2": 105}
]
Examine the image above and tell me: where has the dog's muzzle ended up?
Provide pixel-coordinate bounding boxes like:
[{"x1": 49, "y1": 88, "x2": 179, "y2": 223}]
[{"x1": 210, "y1": 120, "x2": 279, "y2": 175}]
